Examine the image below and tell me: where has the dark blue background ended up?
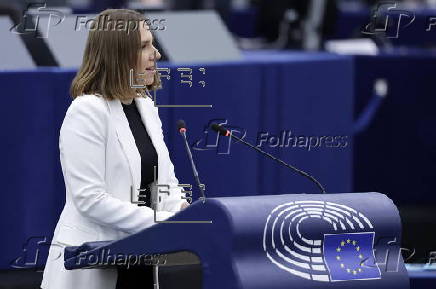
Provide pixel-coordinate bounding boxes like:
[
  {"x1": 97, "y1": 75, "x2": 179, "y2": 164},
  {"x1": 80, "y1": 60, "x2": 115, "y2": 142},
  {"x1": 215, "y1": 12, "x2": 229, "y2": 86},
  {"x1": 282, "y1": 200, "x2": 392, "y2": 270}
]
[{"x1": 2, "y1": 50, "x2": 436, "y2": 272}]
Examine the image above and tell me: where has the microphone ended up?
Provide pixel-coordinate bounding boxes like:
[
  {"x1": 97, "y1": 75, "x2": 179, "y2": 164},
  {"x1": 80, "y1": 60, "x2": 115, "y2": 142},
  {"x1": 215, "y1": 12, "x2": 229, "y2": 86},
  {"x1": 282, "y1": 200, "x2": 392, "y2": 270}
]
[
  {"x1": 210, "y1": 123, "x2": 326, "y2": 194},
  {"x1": 177, "y1": 120, "x2": 206, "y2": 202},
  {"x1": 177, "y1": 119, "x2": 186, "y2": 133},
  {"x1": 211, "y1": 123, "x2": 230, "y2": 136}
]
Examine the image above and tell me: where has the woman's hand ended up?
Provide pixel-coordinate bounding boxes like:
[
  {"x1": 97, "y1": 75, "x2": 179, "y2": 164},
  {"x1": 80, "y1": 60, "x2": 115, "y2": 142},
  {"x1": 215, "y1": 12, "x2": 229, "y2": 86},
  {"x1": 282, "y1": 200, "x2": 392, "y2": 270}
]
[{"x1": 180, "y1": 201, "x2": 190, "y2": 210}]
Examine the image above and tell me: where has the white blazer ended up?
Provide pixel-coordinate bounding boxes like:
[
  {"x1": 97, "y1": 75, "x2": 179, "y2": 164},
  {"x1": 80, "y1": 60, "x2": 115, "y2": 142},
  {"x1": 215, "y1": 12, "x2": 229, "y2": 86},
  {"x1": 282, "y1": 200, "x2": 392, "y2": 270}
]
[{"x1": 41, "y1": 94, "x2": 188, "y2": 289}]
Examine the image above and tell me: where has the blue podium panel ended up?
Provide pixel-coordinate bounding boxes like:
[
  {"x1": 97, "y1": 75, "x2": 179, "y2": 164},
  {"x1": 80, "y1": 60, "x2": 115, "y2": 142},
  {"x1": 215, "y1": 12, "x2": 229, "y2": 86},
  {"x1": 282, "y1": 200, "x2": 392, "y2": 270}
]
[
  {"x1": 409, "y1": 270, "x2": 436, "y2": 289},
  {"x1": 65, "y1": 193, "x2": 409, "y2": 289},
  {"x1": 353, "y1": 52, "x2": 436, "y2": 204}
]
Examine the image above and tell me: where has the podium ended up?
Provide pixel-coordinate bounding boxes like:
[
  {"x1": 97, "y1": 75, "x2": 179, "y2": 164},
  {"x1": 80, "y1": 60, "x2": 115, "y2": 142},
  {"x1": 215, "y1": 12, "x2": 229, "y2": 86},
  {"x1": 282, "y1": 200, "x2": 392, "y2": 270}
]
[{"x1": 64, "y1": 193, "x2": 410, "y2": 289}]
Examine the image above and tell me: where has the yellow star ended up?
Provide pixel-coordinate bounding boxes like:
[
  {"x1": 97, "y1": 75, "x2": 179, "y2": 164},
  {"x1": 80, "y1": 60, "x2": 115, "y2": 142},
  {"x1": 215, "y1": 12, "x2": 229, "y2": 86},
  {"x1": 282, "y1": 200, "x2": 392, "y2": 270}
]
[
  {"x1": 358, "y1": 268, "x2": 362, "y2": 272},
  {"x1": 353, "y1": 270, "x2": 357, "y2": 275},
  {"x1": 352, "y1": 240, "x2": 357, "y2": 246},
  {"x1": 359, "y1": 254, "x2": 363, "y2": 259},
  {"x1": 341, "y1": 241, "x2": 345, "y2": 247},
  {"x1": 336, "y1": 256, "x2": 341, "y2": 260},
  {"x1": 340, "y1": 263, "x2": 345, "y2": 268},
  {"x1": 356, "y1": 246, "x2": 360, "y2": 252},
  {"x1": 347, "y1": 239, "x2": 351, "y2": 243},
  {"x1": 347, "y1": 269, "x2": 351, "y2": 273},
  {"x1": 336, "y1": 247, "x2": 341, "y2": 252}
]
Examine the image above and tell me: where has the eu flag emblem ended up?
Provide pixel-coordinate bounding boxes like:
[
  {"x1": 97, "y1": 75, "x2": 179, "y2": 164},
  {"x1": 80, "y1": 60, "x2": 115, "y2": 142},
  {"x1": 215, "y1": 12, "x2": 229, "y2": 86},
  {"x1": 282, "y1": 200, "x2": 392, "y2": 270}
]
[{"x1": 323, "y1": 232, "x2": 381, "y2": 281}]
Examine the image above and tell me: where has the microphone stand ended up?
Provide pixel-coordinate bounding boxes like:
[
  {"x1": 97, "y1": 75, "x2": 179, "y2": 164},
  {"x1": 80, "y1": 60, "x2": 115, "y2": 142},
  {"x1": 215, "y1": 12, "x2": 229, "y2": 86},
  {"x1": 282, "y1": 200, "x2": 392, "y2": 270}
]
[
  {"x1": 179, "y1": 130, "x2": 206, "y2": 203},
  {"x1": 222, "y1": 128, "x2": 326, "y2": 194}
]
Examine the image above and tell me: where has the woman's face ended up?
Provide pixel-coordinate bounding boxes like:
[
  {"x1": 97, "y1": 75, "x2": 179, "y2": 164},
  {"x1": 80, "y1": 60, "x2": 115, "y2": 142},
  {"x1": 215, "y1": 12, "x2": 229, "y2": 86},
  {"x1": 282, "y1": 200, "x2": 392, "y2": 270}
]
[{"x1": 137, "y1": 23, "x2": 161, "y2": 85}]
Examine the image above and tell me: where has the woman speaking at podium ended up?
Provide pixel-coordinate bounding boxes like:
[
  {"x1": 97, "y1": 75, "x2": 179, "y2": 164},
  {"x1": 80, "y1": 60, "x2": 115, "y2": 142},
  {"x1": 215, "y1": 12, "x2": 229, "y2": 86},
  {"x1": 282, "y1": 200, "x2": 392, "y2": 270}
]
[{"x1": 41, "y1": 9, "x2": 189, "y2": 289}]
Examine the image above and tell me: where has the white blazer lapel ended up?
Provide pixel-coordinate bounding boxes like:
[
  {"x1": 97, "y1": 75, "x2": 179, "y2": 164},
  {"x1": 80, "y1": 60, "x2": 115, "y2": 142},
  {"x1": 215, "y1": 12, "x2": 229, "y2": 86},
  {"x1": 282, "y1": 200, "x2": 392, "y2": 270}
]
[{"x1": 106, "y1": 98, "x2": 142, "y2": 201}]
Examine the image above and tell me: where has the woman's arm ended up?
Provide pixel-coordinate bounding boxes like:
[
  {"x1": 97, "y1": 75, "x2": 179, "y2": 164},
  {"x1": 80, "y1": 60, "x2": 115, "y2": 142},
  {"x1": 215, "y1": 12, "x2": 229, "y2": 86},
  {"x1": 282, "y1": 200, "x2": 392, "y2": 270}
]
[
  {"x1": 161, "y1": 158, "x2": 191, "y2": 212},
  {"x1": 60, "y1": 96, "x2": 175, "y2": 235}
]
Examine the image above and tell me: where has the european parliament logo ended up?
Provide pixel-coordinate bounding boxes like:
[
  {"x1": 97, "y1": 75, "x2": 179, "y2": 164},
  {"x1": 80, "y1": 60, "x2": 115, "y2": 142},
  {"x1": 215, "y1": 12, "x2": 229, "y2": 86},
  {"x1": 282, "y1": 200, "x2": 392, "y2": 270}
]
[
  {"x1": 324, "y1": 232, "x2": 381, "y2": 281},
  {"x1": 263, "y1": 200, "x2": 381, "y2": 282}
]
